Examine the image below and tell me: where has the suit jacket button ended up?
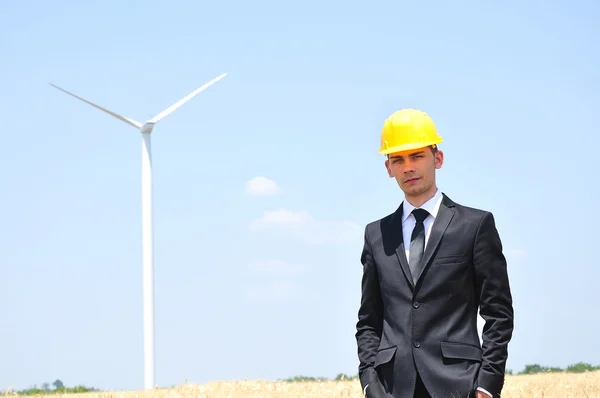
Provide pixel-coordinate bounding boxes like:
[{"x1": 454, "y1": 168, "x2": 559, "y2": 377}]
[
  {"x1": 413, "y1": 341, "x2": 420, "y2": 348},
  {"x1": 413, "y1": 302, "x2": 420, "y2": 308}
]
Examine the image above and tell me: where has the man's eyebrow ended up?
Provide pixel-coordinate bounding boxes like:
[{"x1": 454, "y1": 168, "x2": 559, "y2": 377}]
[{"x1": 390, "y1": 151, "x2": 425, "y2": 159}]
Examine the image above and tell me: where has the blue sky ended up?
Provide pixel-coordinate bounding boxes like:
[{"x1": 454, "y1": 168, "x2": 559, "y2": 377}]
[{"x1": 1, "y1": 0, "x2": 599, "y2": 392}]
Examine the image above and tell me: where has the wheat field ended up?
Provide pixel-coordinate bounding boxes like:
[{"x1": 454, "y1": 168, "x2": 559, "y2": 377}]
[{"x1": 10, "y1": 371, "x2": 600, "y2": 398}]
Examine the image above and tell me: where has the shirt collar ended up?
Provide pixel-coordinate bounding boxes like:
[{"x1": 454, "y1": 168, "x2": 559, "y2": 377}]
[{"x1": 402, "y1": 189, "x2": 443, "y2": 222}]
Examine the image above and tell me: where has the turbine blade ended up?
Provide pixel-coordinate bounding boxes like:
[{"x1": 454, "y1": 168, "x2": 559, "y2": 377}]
[
  {"x1": 149, "y1": 72, "x2": 227, "y2": 124},
  {"x1": 49, "y1": 83, "x2": 143, "y2": 129}
]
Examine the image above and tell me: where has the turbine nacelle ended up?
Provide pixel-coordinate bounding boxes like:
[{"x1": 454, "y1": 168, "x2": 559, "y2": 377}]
[{"x1": 141, "y1": 122, "x2": 156, "y2": 134}]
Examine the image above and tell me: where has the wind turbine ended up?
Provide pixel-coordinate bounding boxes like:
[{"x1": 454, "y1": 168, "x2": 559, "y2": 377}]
[{"x1": 50, "y1": 72, "x2": 227, "y2": 390}]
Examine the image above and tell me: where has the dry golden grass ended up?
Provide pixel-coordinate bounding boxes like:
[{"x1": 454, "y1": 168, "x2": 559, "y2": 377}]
[{"x1": 9, "y1": 371, "x2": 600, "y2": 398}]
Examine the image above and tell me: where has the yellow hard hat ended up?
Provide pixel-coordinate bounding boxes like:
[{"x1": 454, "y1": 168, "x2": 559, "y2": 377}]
[{"x1": 379, "y1": 109, "x2": 443, "y2": 155}]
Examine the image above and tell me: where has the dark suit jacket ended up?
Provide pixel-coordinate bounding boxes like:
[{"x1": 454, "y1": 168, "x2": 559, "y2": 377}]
[{"x1": 355, "y1": 193, "x2": 514, "y2": 398}]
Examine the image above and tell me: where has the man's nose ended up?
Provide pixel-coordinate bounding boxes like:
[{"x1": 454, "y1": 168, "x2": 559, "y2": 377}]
[{"x1": 403, "y1": 162, "x2": 416, "y2": 173}]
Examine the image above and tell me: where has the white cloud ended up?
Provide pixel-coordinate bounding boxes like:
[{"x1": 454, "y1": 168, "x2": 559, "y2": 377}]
[
  {"x1": 245, "y1": 176, "x2": 282, "y2": 196},
  {"x1": 251, "y1": 209, "x2": 311, "y2": 228},
  {"x1": 248, "y1": 260, "x2": 308, "y2": 276},
  {"x1": 249, "y1": 209, "x2": 362, "y2": 245}
]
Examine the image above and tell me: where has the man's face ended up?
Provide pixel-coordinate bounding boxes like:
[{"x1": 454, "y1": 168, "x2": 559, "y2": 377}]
[{"x1": 385, "y1": 146, "x2": 444, "y2": 199}]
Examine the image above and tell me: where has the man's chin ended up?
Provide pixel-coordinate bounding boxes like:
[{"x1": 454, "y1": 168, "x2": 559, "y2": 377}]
[{"x1": 401, "y1": 186, "x2": 423, "y2": 196}]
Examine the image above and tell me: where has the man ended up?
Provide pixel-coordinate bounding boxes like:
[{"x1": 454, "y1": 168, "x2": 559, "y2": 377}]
[{"x1": 355, "y1": 109, "x2": 514, "y2": 398}]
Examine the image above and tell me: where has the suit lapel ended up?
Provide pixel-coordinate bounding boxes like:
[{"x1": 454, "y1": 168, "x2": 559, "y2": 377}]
[
  {"x1": 414, "y1": 195, "x2": 456, "y2": 284},
  {"x1": 391, "y1": 204, "x2": 416, "y2": 290}
]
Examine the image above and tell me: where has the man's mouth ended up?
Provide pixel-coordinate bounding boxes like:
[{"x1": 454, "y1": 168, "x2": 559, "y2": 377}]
[{"x1": 405, "y1": 177, "x2": 420, "y2": 183}]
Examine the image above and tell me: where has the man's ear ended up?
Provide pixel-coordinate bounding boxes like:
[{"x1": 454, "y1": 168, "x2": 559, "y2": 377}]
[
  {"x1": 385, "y1": 158, "x2": 393, "y2": 178},
  {"x1": 434, "y1": 149, "x2": 444, "y2": 169}
]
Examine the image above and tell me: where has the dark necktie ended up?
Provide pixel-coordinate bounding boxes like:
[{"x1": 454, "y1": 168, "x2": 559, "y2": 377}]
[{"x1": 409, "y1": 208, "x2": 429, "y2": 283}]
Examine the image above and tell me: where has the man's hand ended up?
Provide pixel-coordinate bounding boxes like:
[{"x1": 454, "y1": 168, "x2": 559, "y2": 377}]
[{"x1": 476, "y1": 390, "x2": 492, "y2": 398}]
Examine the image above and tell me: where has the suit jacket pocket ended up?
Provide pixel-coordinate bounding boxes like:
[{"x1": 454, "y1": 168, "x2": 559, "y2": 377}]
[
  {"x1": 374, "y1": 346, "x2": 396, "y2": 367},
  {"x1": 440, "y1": 341, "x2": 482, "y2": 362},
  {"x1": 435, "y1": 254, "x2": 468, "y2": 265}
]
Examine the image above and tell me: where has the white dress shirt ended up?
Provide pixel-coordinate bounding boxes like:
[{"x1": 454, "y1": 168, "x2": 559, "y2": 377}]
[{"x1": 363, "y1": 189, "x2": 492, "y2": 398}]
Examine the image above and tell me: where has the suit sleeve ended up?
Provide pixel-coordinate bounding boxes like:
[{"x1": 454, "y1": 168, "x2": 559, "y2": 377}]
[
  {"x1": 355, "y1": 226, "x2": 384, "y2": 391},
  {"x1": 473, "y1": 212, "x2": 514, "y2": 397}
]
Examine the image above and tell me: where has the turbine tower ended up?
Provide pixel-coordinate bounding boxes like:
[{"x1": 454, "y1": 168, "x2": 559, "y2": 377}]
[{"x1": 50, "y1": 72, "x2": 227, "y2": 390}]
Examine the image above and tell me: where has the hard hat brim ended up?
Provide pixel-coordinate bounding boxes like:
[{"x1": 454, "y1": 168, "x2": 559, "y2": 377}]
[{"x1": 378, "y1": 140, "x2": 442, "y2": 155}]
